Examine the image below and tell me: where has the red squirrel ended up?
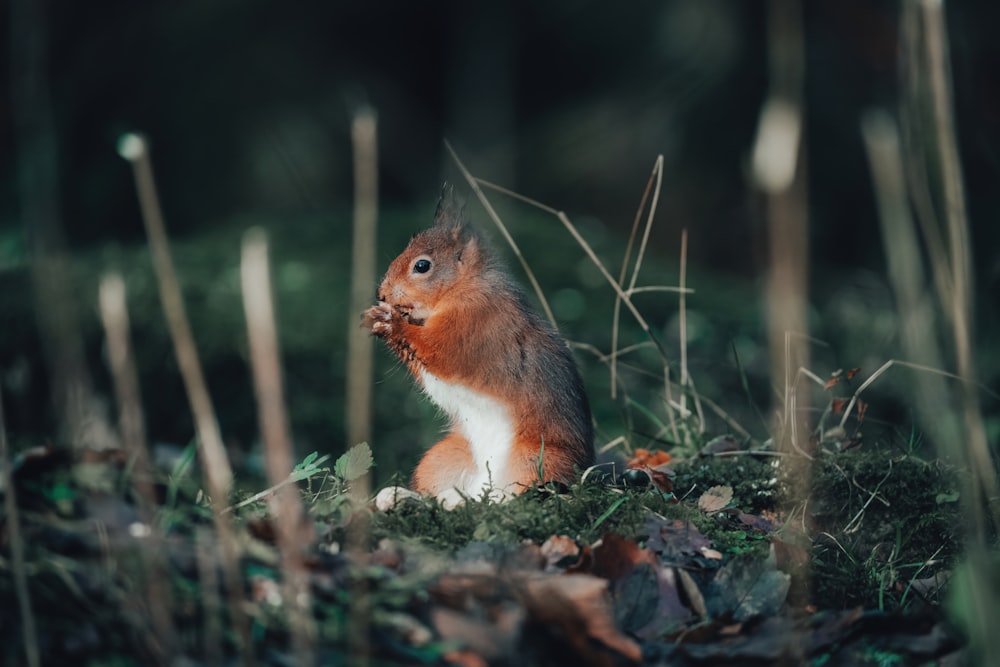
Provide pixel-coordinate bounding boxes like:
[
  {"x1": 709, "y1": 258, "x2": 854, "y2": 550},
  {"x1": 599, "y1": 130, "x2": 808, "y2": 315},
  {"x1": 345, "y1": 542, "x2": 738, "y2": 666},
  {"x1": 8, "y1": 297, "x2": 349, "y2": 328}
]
[{"x1": 363, "y1": 188, "x2": 594, "y2": 508}]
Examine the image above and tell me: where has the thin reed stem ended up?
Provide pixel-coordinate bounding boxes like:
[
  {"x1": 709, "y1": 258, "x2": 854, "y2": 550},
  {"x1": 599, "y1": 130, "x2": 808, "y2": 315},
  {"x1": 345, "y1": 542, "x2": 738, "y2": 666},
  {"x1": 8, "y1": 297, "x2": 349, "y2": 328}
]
[
  {"x1": 98, "y1": 273, "x2": 176, "y2": 660},
  {"x1": 347, "y1": 108, "x2": 379, "y2": 667},
  {"x1": 678, "y1": 229, "x2": 689, "y2": 414},
  {"x1": 118, "y1": 133, "x2": 254, "y2": 664},
  {"x1": 241, "y1": 229, "x2": 316, "y2": 666},
  {"x1": 346, "y1": 107, "x2": 378, "y2": 452},
  {"x1": 919, "y1": 0, "x2": 1000, "y2": 540}
]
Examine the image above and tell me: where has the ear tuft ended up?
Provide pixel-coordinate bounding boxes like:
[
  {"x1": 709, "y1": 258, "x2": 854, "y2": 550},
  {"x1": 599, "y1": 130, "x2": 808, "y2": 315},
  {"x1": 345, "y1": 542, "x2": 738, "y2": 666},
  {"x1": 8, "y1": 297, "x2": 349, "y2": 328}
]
[{"x1": 433, "y1": 182, "x2": 467, "y2": 230}]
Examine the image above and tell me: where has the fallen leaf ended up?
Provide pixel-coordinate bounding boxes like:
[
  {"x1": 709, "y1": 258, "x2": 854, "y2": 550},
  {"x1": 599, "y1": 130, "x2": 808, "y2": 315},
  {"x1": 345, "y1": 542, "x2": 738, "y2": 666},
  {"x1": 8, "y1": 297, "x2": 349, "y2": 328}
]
[
  {"x1": 644, "y1": 518, "x2": 714, "y2": 565},
  {"x1": 431, "y1": 604, "x2": 523, "y2": 663},
  {"x1": 737, "y1": 511, "x2": 775, "y2": 533},
  {"x1": 540, "y1": 535, "x2": 584, "y2": 572},
  {"x1": 626, "y1": 448, "x2": 672, "y2": 468},
  {"x1": 646, "y1": 464, "x2": 675, "y2": 495},
  {"x1": 700, "y1": 435, "x2": 742, "y2": 456},
  {"x1": 520, "y1": 573, "x2": 643, "y2": 665},
  {"x1": 698, "y1": 485, "x2": 734, "y2": 514},
  {"x1": 706, "y1": 545, "x2": 790, "y2": 621},
  {"x1": 591, "y1": 534, "x2": 691, "y2": 638}
]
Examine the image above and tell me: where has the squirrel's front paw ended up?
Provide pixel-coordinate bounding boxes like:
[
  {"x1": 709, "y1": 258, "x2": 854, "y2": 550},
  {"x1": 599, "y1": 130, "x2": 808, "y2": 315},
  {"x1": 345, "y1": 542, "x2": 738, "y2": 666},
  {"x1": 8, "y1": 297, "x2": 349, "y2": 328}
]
[{"x1": 361, "y1": 302, "x2": 393, "y2": 336}]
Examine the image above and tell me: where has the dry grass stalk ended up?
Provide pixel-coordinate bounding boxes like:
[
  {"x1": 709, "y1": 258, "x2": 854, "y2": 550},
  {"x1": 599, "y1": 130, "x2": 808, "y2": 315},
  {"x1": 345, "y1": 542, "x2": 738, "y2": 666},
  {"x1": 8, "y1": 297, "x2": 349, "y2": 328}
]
[
  {"x1": 0, "y1": 386, "x2": 40, "y2": 667},
  {"x1": 346, "y1": 107, "x2": 380, "y2": 667},
  {"x1": 752, "y1": 0, "x2": 810, "y2": 457},
  {"x1": 97, "y1": 273, "x2": 176, "y2": 660},
  {"x1": 346, "y1": 107, "x2": 378, "y2": 452},
  {"x1": 896, "y1": 1, "x2": 999, "y2": 658},
  {"x1": 677, "y1": 229, "x2": 690, "y2": 416},
  {"x1": 861, "y1": 111, "x2": 949, "y2": 448},
  {"x1": 469, "y1": 176, "x2": 682, "y2": 444},
  {"x1": 118, "y1": 133, "x2": 254, "y2": 664},
  {"x1": 445, "y1": 141, "x2": 557, "y2": 327},
  {"x1": 241, "y1": 230, "x2": 317, "y2": 665},
  {"x1": 918, "y1": 0, "x2": 999, "y2": 534},
  {"x1": 611, "y1": 159, "x2": 661, "y2": 400}
]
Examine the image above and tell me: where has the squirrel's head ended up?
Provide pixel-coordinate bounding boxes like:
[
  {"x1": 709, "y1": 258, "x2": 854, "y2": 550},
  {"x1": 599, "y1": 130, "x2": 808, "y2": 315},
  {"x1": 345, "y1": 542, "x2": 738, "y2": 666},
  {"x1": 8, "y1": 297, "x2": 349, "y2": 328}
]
[{"x1": 377, "y1": 187, "x2": 489, "y2": 320}]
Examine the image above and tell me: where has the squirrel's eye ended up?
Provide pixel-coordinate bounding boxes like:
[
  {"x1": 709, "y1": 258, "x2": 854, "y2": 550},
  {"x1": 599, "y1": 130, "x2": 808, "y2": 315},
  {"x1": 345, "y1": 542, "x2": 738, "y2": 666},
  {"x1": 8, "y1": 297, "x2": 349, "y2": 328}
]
[{"x1": 413, "y1": 259, "x2": 432, "y2": 274}]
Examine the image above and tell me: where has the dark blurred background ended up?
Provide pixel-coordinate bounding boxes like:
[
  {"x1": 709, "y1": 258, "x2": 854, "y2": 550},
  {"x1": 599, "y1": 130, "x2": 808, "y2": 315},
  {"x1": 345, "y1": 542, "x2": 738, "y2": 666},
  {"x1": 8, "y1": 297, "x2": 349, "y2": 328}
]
[{"x1": 2, "y1": 0, "x2": 998, "y2": 483}]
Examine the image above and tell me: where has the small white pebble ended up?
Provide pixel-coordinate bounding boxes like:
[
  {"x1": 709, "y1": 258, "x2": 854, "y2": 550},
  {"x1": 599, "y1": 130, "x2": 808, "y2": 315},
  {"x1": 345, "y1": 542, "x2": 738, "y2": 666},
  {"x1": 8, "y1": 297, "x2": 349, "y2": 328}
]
[
  {"x1": 374, "y1": 485, "x2": 422, "y2": 512},
  {"x1": 128, "y1": 522, "x2": 151, "y2": 538}
]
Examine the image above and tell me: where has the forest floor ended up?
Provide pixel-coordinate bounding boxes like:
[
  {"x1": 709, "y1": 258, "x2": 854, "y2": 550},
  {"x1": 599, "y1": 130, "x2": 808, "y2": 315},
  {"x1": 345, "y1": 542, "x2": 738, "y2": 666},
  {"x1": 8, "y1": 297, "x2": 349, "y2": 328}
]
[{"x1": 1, "y1": 435, "x2": 980, "y2": 666}]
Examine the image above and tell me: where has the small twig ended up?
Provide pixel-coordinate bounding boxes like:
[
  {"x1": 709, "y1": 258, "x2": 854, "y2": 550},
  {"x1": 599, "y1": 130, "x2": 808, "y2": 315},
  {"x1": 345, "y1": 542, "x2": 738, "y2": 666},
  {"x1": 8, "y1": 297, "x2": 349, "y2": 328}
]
[
  {"x1": 899, "y1": 544, "x2": 946, "y2": 607},
  {"x1": 836, "y1": 359, "x2": 1000, "y2": 431},
  {"x1": 843, "y1": 460, "x2": 894, "y2": 534},
  {"x1": 625, "y1": 286, "x2": 694, "y2": 296},
  {"x1": 597, "y1": 436, "x2": 627, "y2": 455},
  {"x1": 818, "y1": 531, "x2": 856, "y2": 564}
]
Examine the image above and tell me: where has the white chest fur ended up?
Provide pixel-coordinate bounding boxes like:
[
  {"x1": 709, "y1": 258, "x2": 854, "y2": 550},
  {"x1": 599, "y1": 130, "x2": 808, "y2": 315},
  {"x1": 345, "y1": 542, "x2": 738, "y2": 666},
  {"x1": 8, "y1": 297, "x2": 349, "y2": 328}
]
[{"x1": 420, "y1": 370, "x2": 515, "y2": 497}]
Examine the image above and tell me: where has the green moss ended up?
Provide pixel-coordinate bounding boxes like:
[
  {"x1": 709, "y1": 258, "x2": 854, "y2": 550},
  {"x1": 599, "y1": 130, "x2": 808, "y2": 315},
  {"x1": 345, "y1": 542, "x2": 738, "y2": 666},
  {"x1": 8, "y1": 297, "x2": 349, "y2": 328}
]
[
  {"x1": 670, "y1": 454, "x2": 781, "y2": 515},
  {"x1": 367, "y1": 481, "x2": 686, "y2": 550}
]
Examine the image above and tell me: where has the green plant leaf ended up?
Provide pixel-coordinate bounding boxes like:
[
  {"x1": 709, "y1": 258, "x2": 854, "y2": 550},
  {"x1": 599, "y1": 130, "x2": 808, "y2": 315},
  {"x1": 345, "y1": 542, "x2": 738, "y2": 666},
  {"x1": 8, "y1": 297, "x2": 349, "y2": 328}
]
[
  {"x1": 335, "y1": 442, "x2": 374, "y2": 482},
  {"x1": 294, "y1": 451, "x2": 319, "y2": 472},
  {"x1": 935, "y1": 491, "x2": 959, "y2": 504}
]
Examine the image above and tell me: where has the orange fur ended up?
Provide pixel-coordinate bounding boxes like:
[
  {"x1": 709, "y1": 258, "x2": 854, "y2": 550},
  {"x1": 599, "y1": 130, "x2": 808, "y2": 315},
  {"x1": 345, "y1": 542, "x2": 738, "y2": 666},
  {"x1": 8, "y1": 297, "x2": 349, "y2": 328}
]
[
  {"x1": 411, "y1": 431, "x2": 473, "y2": 495},
  {"x1": 362, "y1": 189, "x2": 594, "y2": 501}
]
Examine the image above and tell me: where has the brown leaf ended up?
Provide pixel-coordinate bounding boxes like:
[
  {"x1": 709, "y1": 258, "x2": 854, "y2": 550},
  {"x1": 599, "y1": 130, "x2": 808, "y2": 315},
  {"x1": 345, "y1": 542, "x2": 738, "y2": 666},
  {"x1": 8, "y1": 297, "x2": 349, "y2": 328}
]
[
  {"x1": 846, "y1": 367, "x2": 861, "y2": 380},
  {"x1": 520, "y1": 573, "x2": 642, "y2": 664},
  {"x1": 626, "y1": 447, "x2": 672, "y2": 468},
  {"x1": 590, "y1": 533, "x2": 648, "y2": 582},
  {"x1": 591, "y1": 535, "x2": 692, "y2": 638},
  {"x1": 737, "y1": 511, "x2": 776, "y2": 533},
  {"x1": 646, "y1": 463, "x2": 675, "y2": 495},
  {"x1": 698, "y1": 485, "x2": 733, "y2": 514},
  {"x1": 831, "y1": 398, "x2": 848, "y2": 414},
  {"x1": 540, "y1": 535, "x2": 584, "y2": 572},
  {"x1": 645, "y1": 518, "x2": 714, "y2": 564},
  {"x1": 432, "y1": 604, "x2": 522, "y2": 664},
  {"x1": 700, "y1": 435, "x2": 742, "y2": 456}
]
